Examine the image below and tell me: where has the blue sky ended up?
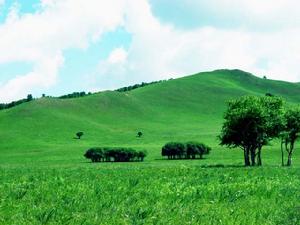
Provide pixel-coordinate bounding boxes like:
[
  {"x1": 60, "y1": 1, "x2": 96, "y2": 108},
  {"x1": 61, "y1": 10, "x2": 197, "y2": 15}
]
[{"x1": 0, "y1": 0, "x2": 300, "y2": 102}]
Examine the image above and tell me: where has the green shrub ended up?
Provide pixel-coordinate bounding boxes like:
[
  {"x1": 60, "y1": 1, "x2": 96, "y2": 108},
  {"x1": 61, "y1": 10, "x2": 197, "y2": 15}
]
[
  {"x1": 59, "y1": 92, "x2": 91, "y2": 99},
  {"x1": 84, "y1": 148, "x2": 104, "y2": 162},
  {"x1": 84, "y1": 148, "x2": 147, "y2": 163},
  {"x1": 162, "y1": 142, "x2": 211, "y2": 160},
  {"x1": 162, "y1": 142, "x2": 186, "y2": 159},
  {"x1": 137, "y1": 131, "x2": 143, "y2": 138},
  {"x1": 76, "y1": 132, "x2": 84, "y2": 139}
]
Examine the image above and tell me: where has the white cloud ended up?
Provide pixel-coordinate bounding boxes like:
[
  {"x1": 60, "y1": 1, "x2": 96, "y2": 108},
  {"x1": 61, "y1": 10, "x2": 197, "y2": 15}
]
[
  {"x1": 0, "y1": 0, "x2": 126, "y2": 102},
  {"x1": 199, "y1": 0, "x2": 295, "y2": 14},
  {"x1": 185, "y1": 0, "x2": 300, "y2": 30},
  {"x1": 219, "y1": 0, "x2": 296, "y2": 16},
  {"x1": 107, "y1": 48, "x2": 127, "y2": 64},
  {"x1": 0, "y1": 55, "x2": 64, "y2": 101},
  {"x1": 93, "y1": 47, "x2": 129, "y2": 90},
  {"x1": 93, "y1": 0, "x2": 300, "y2": 90},
  {"x1": 1, "y1": 0, "x2": 300, "y2": 102}
]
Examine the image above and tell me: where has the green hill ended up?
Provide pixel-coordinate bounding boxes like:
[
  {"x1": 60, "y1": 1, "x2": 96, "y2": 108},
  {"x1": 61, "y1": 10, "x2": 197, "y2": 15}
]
[
  {"x1": 1, "y1": 69, "x2": 300, "y2": 166},
  {"x1": 1, "y1": 69, "x2": 300, "y2": 225}
]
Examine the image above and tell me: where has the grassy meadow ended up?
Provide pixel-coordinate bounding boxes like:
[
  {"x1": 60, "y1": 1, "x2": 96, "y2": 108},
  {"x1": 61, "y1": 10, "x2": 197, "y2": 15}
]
[{"x1": 0, "y1": 70, "x2": 299, "y2": 224}]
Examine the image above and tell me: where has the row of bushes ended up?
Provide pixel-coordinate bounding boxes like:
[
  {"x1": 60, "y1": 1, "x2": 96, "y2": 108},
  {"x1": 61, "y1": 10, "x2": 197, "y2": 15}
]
[
  {"x1": 115, "y1": 80, "x2": 168, "y2": 92},
  {"x1": 162, "y1": 142, "x2": 211, "y2": 159},
  {"x1": 84, "y1": 142, "x2": 211, "y2": 163},
  {"x1": 0, "y1": 91, "x2": 92, "y2": 111},
  {"x1": 59, "y1": 91, "x2": 92, "y2": 99},
  {"x1": 84, "y1": 147, "x2": 147, "y2": 162},
  {"x1": 0, "y1": 94, "x2": 33, "y2": 111}
]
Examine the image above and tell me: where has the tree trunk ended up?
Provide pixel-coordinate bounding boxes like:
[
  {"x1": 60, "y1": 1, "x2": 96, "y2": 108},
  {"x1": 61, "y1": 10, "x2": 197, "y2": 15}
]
[
  {"x1": 286, "y1": 141, "x2": 294, "y2": 167},
  {"x1": 250, "y1": 149, "x2": 256, "y2": 166},
  {"x1": 257, "y1": 151, "x2": 261, "y2": 166},
  {"x1": 287, "y1": 153, "x2": 292, "y2": 166},
  {"x1": 281, "y1": 140, "x2": 284, "y2": 166},
  {"x1": 244, "y1": 148, "x2": 250, "y2": 167},
  {"x1": 257, "y1": 146, "x2": 262, "y2": 166}
]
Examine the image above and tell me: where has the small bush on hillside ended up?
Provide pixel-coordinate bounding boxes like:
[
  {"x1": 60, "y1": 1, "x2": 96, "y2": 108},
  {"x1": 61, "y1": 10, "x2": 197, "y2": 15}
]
[
  {"x1": 76, "y1": 132, "x2": 84, "y2": 139},
  {"x1": 161, "y1": 142, "x2": 211, "y2": 160},
  {"x1": 27, "y1": 94, "x2": 33, "y2": 102},
  {"x1": 84, "y1": 147, "x2": 147, "y2": 163}
]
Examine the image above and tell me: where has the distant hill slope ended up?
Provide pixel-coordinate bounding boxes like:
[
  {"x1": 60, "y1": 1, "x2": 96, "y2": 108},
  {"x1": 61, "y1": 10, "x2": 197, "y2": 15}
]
[{"x1": 1, "y1": 69, "x2": 300, "y2": 164}]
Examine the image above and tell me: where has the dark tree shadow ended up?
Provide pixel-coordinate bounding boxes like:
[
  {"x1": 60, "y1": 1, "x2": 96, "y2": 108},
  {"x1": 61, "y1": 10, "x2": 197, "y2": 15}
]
[
  {"x1": 81, "y1": 161, "x2": 145, "y2": 164},
  {"x1": 155, "y1": 158, "x2": 208, "y2": 161}
]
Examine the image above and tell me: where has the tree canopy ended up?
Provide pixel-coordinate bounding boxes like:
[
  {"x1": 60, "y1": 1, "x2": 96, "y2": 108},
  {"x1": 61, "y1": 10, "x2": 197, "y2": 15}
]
[
  {"x1": 219, "y1": 96, "x2": 284, "y2": 166},
  {"x1": 161, "y1": 142, "x2": 211, "y2": 160},
  {"x1": 280, "y1": 106, "x2": 300, "y2": 166},
  {"x1": 84, "y1": 147, "x2": 147, "y2": 162}
]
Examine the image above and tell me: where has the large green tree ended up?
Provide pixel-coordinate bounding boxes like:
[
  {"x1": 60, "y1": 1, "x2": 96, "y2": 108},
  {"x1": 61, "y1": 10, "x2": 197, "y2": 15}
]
[
  {"x1": 219, "y1": 96, "x2": 284, "y2": 166},
  {"x1": 280, "y1": 107, "x2": 300, "y2": 166}
]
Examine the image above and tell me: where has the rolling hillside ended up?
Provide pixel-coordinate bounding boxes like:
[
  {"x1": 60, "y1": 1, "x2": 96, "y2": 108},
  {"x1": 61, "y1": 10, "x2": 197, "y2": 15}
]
[
  {"x1": 1, "y1": 69, "x2": 300, "y2": 225},
  {"x1": 1, "y1": 69, "x2": 300, "y2": 166}
]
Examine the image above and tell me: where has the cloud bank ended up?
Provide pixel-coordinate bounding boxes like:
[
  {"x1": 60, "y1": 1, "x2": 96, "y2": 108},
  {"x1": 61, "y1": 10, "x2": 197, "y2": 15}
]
[
  {"x1": 0, "y1": 0, "x2": 300, "y2": 102},
  {"x1": 0, "y1": 0, "x2": 126, "y2": 102}
]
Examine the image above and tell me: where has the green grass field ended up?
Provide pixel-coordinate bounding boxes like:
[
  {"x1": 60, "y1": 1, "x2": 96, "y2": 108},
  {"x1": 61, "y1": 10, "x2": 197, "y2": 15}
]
[{"x1": 0, "y1": 69, "x2": 299, "y2": 224}]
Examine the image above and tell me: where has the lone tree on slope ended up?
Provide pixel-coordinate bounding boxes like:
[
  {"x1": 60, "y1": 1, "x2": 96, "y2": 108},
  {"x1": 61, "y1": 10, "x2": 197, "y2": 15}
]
[
  {"x1": 27, "y1": 94, "x2": 33, "y2": 102},
  {"x1": 76, "y1": 131, "x2": 84, "y2": 139},
  {"x1": 137, "y1": 131, "x2": 143, "y2": 138}
]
